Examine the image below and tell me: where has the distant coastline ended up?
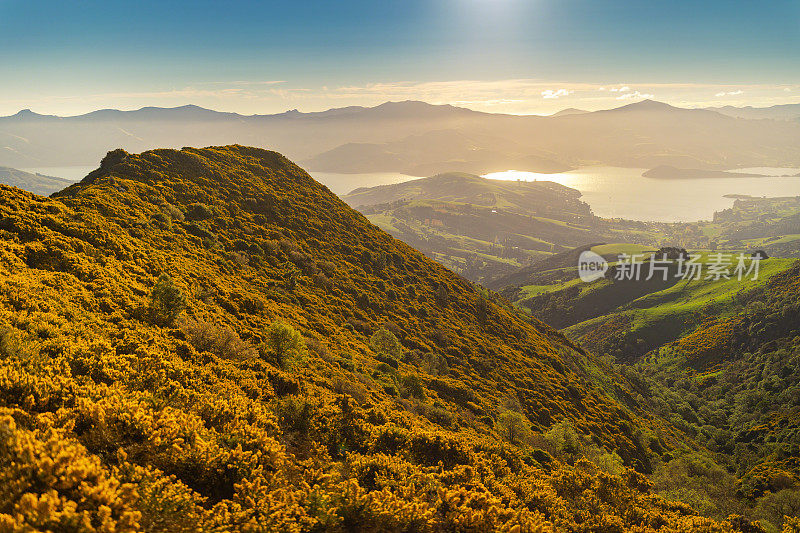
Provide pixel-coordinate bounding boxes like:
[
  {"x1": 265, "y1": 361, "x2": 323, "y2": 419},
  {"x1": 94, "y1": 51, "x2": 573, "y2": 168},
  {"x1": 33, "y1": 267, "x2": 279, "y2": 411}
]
[
  {"x1": 643, "y1": 165, "x2": 767, "y2": 179},
  {"x1": 644, "y1": 165, "x2": 800, "y2": 180}
]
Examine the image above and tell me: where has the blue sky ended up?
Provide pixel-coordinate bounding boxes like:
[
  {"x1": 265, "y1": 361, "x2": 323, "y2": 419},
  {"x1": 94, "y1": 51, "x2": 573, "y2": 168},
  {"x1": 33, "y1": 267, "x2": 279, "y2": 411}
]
[{"x1": 1, "y1": 0, "x2": 798, "y2": 115}]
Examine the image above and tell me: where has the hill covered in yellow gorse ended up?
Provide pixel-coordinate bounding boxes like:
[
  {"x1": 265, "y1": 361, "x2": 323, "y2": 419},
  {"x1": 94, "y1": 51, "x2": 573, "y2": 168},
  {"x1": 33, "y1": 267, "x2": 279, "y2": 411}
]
[{"x1": 0, "y1": 146, "x2": 759, "y2": 531}]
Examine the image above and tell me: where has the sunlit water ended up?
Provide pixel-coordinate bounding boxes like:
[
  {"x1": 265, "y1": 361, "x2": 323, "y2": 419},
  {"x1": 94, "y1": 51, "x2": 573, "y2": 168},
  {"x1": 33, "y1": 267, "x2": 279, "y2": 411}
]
[{"x1": 484, "y1": 167, "x2": 800, "y2": 222}]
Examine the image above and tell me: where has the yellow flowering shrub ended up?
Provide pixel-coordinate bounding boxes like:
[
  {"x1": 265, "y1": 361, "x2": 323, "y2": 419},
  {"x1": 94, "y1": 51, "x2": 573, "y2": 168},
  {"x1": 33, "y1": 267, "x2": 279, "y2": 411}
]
[{"x1": 0, "y1": 146, "x2": 759, "y2": 531}]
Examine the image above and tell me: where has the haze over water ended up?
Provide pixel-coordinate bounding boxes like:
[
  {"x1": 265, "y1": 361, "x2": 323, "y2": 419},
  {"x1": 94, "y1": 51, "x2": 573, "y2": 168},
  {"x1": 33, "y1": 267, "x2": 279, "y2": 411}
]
[{"x1": 484, "y1": 167, "x2": 800, "y2": 223}]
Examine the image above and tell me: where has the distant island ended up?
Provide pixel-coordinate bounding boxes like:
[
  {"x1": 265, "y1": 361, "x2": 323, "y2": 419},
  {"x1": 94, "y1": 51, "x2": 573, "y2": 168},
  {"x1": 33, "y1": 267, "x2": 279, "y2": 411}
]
[{"x1": 643, "y1": 165, "x2": 767, "y2": 179}]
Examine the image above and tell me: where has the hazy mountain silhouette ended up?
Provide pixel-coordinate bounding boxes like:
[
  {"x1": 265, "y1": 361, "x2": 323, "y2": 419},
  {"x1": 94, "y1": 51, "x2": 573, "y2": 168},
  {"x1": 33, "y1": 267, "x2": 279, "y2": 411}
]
[
  {"x1": 551, "y1": 108, "x2": 589, "y2": 116},
  {"x1": 2, "y1": 99, "x2": 799, "y2": 173},
  {"x1": 705, "y1": 102, "x2": 800, "y2": 121}
]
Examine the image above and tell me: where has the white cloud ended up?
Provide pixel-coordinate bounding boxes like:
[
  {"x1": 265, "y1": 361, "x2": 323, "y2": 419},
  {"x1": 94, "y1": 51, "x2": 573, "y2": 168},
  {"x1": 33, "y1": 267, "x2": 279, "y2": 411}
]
[
  {"x1": 541, "y1": 88, "x2": 573, "y2": 99},
  {"x1": 715, "y1": 90, "x2": 744, "y2": 97},
  {"x1": 610, "y1": 86, "x2": 631, "y2": 93},
  {"x1": 616, "y1": 91, "x2": 654, "y2": 100},
  {"x1": 785, "y1": 88, "x2": 792, "y2": 92}
]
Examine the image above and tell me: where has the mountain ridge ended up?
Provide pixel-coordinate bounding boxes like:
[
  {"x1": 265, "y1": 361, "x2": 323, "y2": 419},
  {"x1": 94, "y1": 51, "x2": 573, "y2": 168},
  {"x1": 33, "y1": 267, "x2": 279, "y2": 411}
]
[
  {"x1": 0, "y1": 144, "x2": 751, "y2": 531},
  {"x1": 3, "y1": 99, "x2": 800, "y2": 176}
]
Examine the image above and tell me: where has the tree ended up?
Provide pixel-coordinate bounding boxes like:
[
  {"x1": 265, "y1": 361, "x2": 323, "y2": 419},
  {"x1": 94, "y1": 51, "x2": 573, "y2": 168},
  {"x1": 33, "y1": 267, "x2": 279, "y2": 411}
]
[
  {"x1": 498, "y1": 411, "x2": 532, "y2": 446},
  {"x1": 264, "y1": 322, "x2": 305, "y2": 369},
  {"x1": 545, "y1": 420, "x2": 582, "y2": 455},
  {"x1": 148, "y1": 274, "x2": 187, "y2": 326},
  {"x1": 370, "y1": 327, "x2": 402, "y2": 360}
]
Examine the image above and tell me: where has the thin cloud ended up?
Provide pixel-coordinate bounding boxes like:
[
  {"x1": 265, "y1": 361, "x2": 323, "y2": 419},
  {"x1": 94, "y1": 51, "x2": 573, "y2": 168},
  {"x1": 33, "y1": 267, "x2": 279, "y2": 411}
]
[
  {"x1": 541, "y1": 89, "x2": 573, "y2": 99},
  {"x1": 715, "y1": 90, "x2": 744, "y2": 97},
  {"x1": 616, "y1": 91, "x2": 654, "y2": 100}
]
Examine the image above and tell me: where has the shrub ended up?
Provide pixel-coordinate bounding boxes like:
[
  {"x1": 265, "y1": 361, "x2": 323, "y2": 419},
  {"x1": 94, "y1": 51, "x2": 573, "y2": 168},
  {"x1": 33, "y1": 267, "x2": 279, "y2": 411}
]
[
  {"x1": 186, "y1": 203, "x2": 214, "y2": 220},
  {"x1": 184, "y1": 319, "x2": 255, "y2": 360},
  {"x1": 273, "y1": 396, "x2": 313, "y2": 435},
  {"x1": 596, "y1": 451, "x2": 625, "y2": 475},
  {"x1": 262, "y1": 322, "x2": 306, "y2": 370},
  {"x1": 160, "y1": 203, "x2": 184, "y2": 221},
  {"x1": 756, "y1": 489, "x2": 800, "y2": 532},
  {"x1": 150, "y1": 211, "x2": 172, "y2": 230},
  {"x1": 375, "y1": 353, "x2": 399, "y2": 369},
  {"x1": 0, "y1": 327, "x2": 24, "y2": 359},
  {"x1": 400, "y1": 373, "x2": 426, "y2": 399},
  {"x1": 148, "y1": 274, "x2": 187, "y2": 326},
  {"x1": 545, "y1": 420, "x2": 583, "y2": 456},
  {"x1": 370, "y1": 327, "x2": 402, "y2": 360}
]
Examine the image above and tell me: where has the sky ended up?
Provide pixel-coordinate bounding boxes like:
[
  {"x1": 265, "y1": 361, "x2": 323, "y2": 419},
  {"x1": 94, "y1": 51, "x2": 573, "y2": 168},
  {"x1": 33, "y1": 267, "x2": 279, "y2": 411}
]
[{"x1": 1, "y1": 0, "x2": 799, "y2": 116}]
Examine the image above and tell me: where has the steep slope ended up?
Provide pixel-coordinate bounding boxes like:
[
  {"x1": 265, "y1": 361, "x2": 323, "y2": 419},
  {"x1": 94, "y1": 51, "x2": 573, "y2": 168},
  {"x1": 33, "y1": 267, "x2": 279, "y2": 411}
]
[
  {"x1": 0, "y1": 146, "x2": 746, "y2": 531},
  {"x1": 632, "y1": 262, "x2": 800, "y2": 506},
  {"x1": 0, "y1": 166, "x2": 73, "y2": 195}
]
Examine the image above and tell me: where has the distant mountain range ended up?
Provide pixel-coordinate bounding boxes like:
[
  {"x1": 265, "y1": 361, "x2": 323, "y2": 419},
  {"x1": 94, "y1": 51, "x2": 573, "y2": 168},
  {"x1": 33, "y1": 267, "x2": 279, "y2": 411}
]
[
  {"x1": 2, "y1": 100, "x2": 800, "y2": 174},
  {"x1": 704, "y1": 102, "x2": 800, "y2": 121}
]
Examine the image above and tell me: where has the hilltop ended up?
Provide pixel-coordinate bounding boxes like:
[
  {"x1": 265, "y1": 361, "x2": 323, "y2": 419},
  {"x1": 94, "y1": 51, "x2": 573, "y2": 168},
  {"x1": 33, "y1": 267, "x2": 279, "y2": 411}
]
[{"x1": 0, "y1": 146, "x2": 748, "y2": 531}]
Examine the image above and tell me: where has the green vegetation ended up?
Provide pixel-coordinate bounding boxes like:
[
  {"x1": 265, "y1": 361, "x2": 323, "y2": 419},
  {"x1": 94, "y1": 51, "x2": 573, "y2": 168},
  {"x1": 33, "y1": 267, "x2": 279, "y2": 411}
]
[
  {"x1": 349, "y1": 174, "x2": 800, "y2": 288},
  {"x1": 513, "y1": 245, "x2": 800, "y2": 531},
  {"x1": 263, "y1": 321, "x2": 306, "y2": 369},
  {"x1": 148, "y1": 273, "x2": 188, "y2": 325},
  {"x1": 343, "y1": 173, "x2": 614, "y2": 283},
  {"x1": 0, "y1": 146, "x2": 760, "y2": 531}
]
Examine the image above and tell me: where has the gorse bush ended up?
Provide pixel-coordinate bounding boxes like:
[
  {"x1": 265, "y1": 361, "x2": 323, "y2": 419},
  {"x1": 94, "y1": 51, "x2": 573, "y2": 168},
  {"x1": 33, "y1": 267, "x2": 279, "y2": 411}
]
[{"x1": 0, "y1": 146, "x2": 762, "y2": 531}]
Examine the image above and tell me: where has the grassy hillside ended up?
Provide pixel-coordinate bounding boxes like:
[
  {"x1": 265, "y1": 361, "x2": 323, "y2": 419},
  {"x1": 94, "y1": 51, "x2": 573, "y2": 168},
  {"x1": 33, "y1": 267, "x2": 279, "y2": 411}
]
[
  {"x1": 343, "y1": 174, "x2": 672, "y2": 284},
  {"x1": 509, "y1": 244, "x2": 800, "y2": 529},
  {"x1": 630, "y1": 263, "x2": 800, "y2": 527},
  {"x1": 0, "y1": 146, "x2": 750, "y2": 531}
]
